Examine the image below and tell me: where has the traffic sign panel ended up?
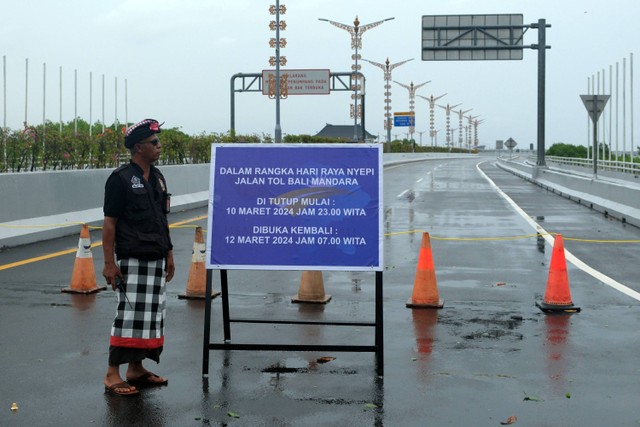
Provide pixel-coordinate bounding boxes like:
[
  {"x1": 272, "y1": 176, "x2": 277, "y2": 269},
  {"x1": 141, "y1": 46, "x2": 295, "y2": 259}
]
[
  {"x1": 421, "y1": 14, "x2": 524, "y2": 61},
  {"x1": 394, "y1": 116, "x2": 415, "y2": 127},
  {"x1": 262, "y1": 69, "x2": 330, "y2": 95},
  {"x1": 580, "y1": 94, "x2": 610, "y2": 122}
]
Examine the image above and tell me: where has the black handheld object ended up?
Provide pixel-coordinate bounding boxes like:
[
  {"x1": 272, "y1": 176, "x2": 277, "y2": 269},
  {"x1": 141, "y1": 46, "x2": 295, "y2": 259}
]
[{"x1": 115, "y1": 276, "x2": 133, "y2": 309}]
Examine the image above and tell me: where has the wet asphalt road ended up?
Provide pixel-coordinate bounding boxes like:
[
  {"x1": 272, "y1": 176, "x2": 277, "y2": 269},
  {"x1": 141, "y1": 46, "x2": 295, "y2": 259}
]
[{"x1": 2, "y1": 156, "x2": 640, "y2": 426}]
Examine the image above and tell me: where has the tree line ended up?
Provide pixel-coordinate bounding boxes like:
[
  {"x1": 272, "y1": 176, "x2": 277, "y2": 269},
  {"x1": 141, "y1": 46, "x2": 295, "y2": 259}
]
[
  {"x1": 0, "y1": 120, "x2": 477, "y2": 173},
  {"x1": 546, "y1": 142, "x2": 639, "y2": 163},
  {"x1": 0, "y1": 120, "x2": 252, "y2": 172}
]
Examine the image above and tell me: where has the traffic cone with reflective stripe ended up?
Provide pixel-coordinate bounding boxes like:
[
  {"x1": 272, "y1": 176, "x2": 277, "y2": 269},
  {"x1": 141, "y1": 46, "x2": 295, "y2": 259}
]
[
  {"x1": 62, "y1": 224, "x2": 106, "y2": 294},
  {"x1": 179, "y1": 227, "x2": 220, "y2": 300},
  {"x1": 292, "y1": 271, "x2": 331, "y2": 304},
  {"x1": 406, "y1": 232, "x2": 444, "y2": 308},
  {"x1": 536, "y1": 234, "x2": 581, "y2": 313}
]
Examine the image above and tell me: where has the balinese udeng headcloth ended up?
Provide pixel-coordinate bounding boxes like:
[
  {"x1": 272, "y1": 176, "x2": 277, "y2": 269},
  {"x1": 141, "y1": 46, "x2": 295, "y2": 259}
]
[{"x1": 124, "y1": 118, "x2": 164, "y2": 148}]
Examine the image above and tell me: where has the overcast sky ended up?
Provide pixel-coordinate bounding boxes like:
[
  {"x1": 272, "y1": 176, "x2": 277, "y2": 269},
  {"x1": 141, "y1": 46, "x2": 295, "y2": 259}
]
[{"x1": 1, "y1": 0, "x2": 638, "y2": 150}]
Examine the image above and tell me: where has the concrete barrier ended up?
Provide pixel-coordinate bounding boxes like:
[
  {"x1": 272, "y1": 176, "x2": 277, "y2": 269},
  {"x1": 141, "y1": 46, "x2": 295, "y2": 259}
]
[
  {"x1": 0, "y1": 153, "x2": 475, "y2": 248},
  {"x1": 0, "y1": 164, "x2": 210, "y2": 248},
  {"x1": 11, "y1": 152, "x2": 635, "y2": 249}
]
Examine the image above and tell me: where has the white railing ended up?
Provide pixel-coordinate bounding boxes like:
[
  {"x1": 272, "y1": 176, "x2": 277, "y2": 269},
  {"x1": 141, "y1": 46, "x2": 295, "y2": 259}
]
[{"x1": 528, "y1": 155, "x2": 640, "y2": 175}]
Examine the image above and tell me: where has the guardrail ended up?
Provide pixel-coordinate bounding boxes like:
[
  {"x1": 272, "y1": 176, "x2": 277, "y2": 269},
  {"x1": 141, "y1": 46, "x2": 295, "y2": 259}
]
[{"x1": 529, "y1": 154, "x2": 640, "y2": 175}]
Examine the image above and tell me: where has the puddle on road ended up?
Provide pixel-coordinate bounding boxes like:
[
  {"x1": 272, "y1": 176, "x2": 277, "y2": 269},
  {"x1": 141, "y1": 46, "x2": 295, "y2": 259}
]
[
  {"x1": 462, "y1": 315, "x2": 524, "y2": 340},
  {"x1": 463, "y1": 328, "x2": 518, "y2": 340},
  {"x1": 351, "y1": 278, "x2": 362, "y2": 292},
  {"x1": 263, "y1": 366, "x2": 301, "y2": 374},
  {"x1": 537, "y1": 234, "x2": 546, "y2": 253},
  {"x1": 438, "y1": 311, "x2": 527, "y2": 347}
]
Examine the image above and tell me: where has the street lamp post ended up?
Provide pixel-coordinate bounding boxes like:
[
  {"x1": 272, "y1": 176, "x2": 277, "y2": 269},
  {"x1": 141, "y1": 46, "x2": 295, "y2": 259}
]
[
  {"x1": 438, "y1": 103, "x2": 461, "y2": 151},
  {"x1": 393, "y1": 80, "x2": 429, "y2": 151},
  {"x1": 473, "y1": 119, "x2": 485, "y2": 148},
  {"x1": 465, "y1": 124, "x2": 471, "y2": 151},
  {"x1": 269, "y1": 2, "x2": 287, "y2": 143},
  {"x1": 319, "y1": 15, "x2": 394, "y2": 142},
  {"x1": 362, "y1": 57, "x2": 413, "y2": 151},
  {"x1": 464, "y1": 115, "x2": 480, "y2": 151},
  {"x1": 433, "y1": 129, "x2": 440, "y2": 146},
  {"x1": 455, "y1": 108, "x2": 472, "y2": 148},
  {"x1": 417, "y1": 94, "x2": 446, "y2": 147},
  {"x1": 2, "y1": 55, "x2": 6, "y2": 166}
]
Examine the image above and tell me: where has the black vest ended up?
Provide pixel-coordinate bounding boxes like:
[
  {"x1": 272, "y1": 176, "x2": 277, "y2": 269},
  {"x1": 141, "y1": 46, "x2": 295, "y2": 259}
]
[{"x1": 112, "y1": 163, "x2": 172, "y2": 260}]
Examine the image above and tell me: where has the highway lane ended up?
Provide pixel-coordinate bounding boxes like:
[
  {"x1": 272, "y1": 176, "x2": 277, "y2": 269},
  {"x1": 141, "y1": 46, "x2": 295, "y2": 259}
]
[
  {"x1": 483, "y1": 160, "x2": 640, "y2": 300},
  {"x1": 382, "y1": 157, "x2": 640, "y2": 426},
  {"x1": 6, "y1": 156, "x2": 638, "y2": 297},
  {"x1": 2, "y1": 157, "x2": 640, "y2": 426},
  {"x1": 386, "y1": 157, "x2": 640, "y2": 303}
]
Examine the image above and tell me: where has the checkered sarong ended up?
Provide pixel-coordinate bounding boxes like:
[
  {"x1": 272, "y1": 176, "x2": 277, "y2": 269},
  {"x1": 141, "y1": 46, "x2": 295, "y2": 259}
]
[{"x1": 110, "y1": 258, "x2": 166, "y2": 349}]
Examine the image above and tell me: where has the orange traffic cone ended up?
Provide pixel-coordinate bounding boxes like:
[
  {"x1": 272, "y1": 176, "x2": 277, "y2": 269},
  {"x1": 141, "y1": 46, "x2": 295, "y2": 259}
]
[
  {"x1": 179, "y1": 227, "x2": 220, "y2": 300},
  {"x1": 292, "y1": 271, "x2": 331, "y2": 304},
  {"x1": 62, "y1": 224, "x2": 106, "y2": 294},
  {"x1": 406, "y1": 232, "x2": 444, "y2": 308},
  {"x1": 536, "y1": 234, "x2": 581, "y2": 313}
]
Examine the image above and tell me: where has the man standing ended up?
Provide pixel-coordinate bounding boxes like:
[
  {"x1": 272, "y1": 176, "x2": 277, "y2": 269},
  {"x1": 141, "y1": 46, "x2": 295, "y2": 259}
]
[{"x1": 102, "y1": 119, "x2": 175, "y2": 396}]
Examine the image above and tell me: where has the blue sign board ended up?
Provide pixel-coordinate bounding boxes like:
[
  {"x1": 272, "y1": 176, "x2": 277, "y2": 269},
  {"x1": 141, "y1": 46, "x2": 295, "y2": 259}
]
[
  {"x1": 394, "y1": 115, "x2": 415, "y2": 127},
  {"x1": 206, "y1": 144, "x2": 383, "y2": 271}
]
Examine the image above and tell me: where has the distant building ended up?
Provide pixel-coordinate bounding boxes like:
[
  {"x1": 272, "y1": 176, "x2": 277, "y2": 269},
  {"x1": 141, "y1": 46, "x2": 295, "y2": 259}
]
[{"x1": 314, "y1": 124, "x2": 377, "y2": 143}]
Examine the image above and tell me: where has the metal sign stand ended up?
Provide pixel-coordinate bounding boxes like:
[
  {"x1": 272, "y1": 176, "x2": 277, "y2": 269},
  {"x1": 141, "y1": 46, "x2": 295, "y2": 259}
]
[
  {"x1": 230, "y1": 71, "x2": 366, "y2": 136},
  {"x1": 202, "y1": 269, "x2": 384, "y2": 377}
]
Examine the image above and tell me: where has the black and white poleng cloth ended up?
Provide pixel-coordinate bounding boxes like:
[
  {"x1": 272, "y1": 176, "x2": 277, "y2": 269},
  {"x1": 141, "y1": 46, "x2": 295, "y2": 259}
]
[{"x1": 110, "y1": 258, "x2": 166, "y2": 349}]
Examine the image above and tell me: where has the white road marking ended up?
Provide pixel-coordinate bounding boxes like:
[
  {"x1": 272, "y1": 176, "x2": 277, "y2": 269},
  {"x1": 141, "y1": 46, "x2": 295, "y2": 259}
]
[
  {"x1": 477, "y1": 161, "x2": 640, "y2": 302},
  {"x1": 397, "y1": 189, "x2": 409, "y2": 198},
  {"x1": 416, "y1": 178, "x2": 423, "y2": 183}
]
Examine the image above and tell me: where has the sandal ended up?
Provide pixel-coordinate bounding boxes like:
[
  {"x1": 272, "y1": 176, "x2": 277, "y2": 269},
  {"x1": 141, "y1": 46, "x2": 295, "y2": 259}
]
[
  {"x1": 126, "y1": 371, "x2": 168, "y2": 387},
  {"x1": 104, "y1": 382, "x2": 140, "y2": 396}
]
